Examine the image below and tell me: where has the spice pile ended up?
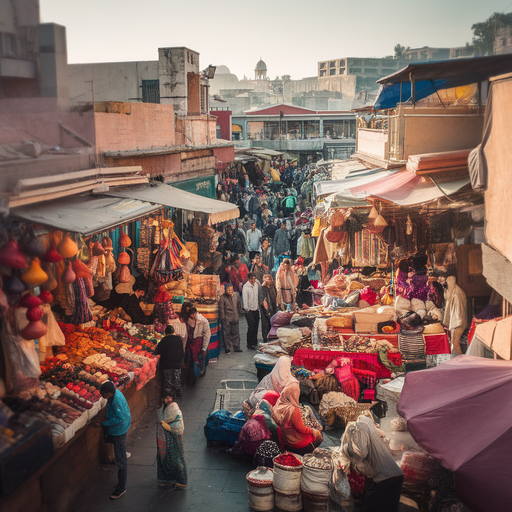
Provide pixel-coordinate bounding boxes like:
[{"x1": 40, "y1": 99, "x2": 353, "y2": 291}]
[{"x1": 274, "y1": 452, "x2": 303, "y2": 467}]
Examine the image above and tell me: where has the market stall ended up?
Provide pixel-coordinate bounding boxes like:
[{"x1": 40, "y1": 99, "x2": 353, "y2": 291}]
[{"x1": 0, "y1": 185, "x2": 236, "y2": 504}]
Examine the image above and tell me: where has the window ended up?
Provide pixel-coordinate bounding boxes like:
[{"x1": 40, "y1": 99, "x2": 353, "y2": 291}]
[
  {"x1": 216, "y1": 126, "x2": 222, "y2": 139},
  {"x1": 319, "y1": 62, "x2": 326, "y2": 69},
  {"x1": 339, "y1": 68, "x2": 345, "y2": 74},
  {"x1": 339, "y1": 60, "x2": 345, "y2": 66},
  {"x1": 330, "y1": 61, "x2": 336, "y2": 68},
  {"x1": 320, "y1": 70, "x2": 326, "y2": 77},
  {"x1": 141, "y1": 80, "x2": 160, "y2": 103},
  {"x1": 330, "y1": 69, "x2": 336, "y2": 75},
  {"x1": 2, "y1": 33, "x2": 16, "y2": 56}
]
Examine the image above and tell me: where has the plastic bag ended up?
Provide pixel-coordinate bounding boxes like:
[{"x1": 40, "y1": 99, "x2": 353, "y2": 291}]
[
  {"x1": 329, "y1": 466, "x2": 354, "y2": 511},
  {"x1": 1, "y1": 318, "x2": 41, "y2": 394}
]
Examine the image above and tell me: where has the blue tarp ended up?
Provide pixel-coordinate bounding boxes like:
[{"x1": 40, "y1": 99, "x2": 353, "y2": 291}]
[{"x1": 374, "y1": 79, "x2": 449, "y2": 110}]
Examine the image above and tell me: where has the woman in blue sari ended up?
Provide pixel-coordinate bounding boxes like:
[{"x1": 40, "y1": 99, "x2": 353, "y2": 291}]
[{"x1": 157, "y1": 389, "x2": 187, "y2": 489}]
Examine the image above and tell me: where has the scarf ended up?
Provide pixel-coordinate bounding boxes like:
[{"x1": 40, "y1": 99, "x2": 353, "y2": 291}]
[{"x1": 272, "y1": 381, "x2": 301, "y2": 426}]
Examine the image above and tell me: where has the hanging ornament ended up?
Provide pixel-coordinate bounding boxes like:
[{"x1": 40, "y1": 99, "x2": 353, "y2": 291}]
[
  {"x1": 0, "y1": 241, "x2": 28, "y2": 269},
  {"x1": 120, "y1": 231, "x2": 132, "y2": 248},
  {"x1": 21, "y1": 258, "x2": 48, "y2": 286},
  {"x1": 19, "y1": 293, "x2": 42, "y2": 309},
  {"x1": 368, "y1": 206, "x2": 379, "y2": 219},
  {"x1": 40, "y1": 263, "x2": 58, "y2": 291},
  {"x1": 57, "y1": 233, "x2": 79, "y2": 259},
  {"x1": 62, "y1": 262, "x2": 76, "y2": 284},
  {"x1": 406, "y1": 215, "x2": 413, "y2": 236},
  {"x1": 19, "y1": 226, "x2": 46, "y2": 258},
  {"x1": 374, "y1": 215, "x2": 388, "y2": 228},
  {"x1": 39, "y1": 290, "x2": 54, "y2": 303}
]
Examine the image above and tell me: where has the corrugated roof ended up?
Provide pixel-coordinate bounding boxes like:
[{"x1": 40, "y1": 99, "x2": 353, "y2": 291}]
[{"x1": 11, "y1": 195, "x2": 161, "y2": 235}]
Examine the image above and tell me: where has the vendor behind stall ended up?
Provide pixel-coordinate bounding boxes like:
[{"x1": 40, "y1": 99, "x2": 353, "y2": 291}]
[
  {"x1": 341, "y1": 415, "x2": 404, "y2": 512},
  {"x1": 97, "y1": 276, "x2": 154, "y2": 325},
  {"x1": 272, "y1": 381, "x2": 322, "y2": 455}
]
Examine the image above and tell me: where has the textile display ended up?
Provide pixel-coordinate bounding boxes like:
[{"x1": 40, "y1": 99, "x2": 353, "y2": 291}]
[
  {"x1": 293, "y1": 348, "x2": 402, "y2": 380},
  {"x1": 398, "y1": 332, "x2": 426, "y2": 364},
  {"x1": 352, "y1": 229, "x2": 388, "y2": 268},
  {"x1": 208, "y1": 319, "x2": 220, "y2": 360}
]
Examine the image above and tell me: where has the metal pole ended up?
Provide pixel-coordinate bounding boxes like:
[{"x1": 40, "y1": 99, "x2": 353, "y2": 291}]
[{"x1": 410, "y1": 72, "x2": 415, "y2": 106}]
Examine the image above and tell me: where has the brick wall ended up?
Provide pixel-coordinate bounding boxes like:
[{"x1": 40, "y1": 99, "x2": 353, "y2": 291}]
[{"x1": 95, "y1": 103, "x2": 176, "y2": 154}]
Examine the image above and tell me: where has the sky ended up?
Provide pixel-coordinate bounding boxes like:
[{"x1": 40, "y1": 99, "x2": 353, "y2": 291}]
[{"x1": 41, "y1": 0, "x2": 511, "y2": 80}]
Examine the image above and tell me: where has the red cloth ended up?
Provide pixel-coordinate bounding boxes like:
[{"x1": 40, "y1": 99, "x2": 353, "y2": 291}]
[
  {"x1": 423, "y1": 334, "x2": 450, "y2": 355},
  {"x1": 293, "y1": 349, "x2": 402, "y2": 379},
  {"x1": 262, "y1": 391, "x2": 280, "y2": 406}
]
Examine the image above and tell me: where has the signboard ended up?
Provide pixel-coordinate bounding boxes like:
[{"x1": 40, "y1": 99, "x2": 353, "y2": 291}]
[{"x1": 171, "y1": 175, "x2": 216, "y2": 199}]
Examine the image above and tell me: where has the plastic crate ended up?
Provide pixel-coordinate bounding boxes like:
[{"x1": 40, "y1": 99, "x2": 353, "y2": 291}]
[{"x1": 213, "y1": 380, "x2": 258, "y2": 414}]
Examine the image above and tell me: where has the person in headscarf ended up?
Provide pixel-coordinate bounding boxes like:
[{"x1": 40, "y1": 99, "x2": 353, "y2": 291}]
[
  {"x1": 244, "y1": 356, "x2": 297, "y2": 413},
  {"x1": 276, "y1": 259, "x2": 298, "y2": 311},
  {"x1": 272, "y1": 381, "x2": 322, "y2": 455},
  {"x1": 341, "y1": 415, "x2": 403, "y2": 512},
  {"x1": 156, "y1": 389, "x2": 187, "y2": 489},
  {"x1": 232, "y1": 395, "x2": 279, "y2": 457}
]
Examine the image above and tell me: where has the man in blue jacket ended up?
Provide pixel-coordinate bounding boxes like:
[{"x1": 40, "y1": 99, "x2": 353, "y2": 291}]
[{"x1": 94, "y1": 381, "x2": 132, "y2": 499}]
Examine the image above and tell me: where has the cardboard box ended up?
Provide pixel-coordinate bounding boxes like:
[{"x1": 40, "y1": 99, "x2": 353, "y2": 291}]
[{"x1": 355, "y1": 322, "x2": 380, "y2": 334}]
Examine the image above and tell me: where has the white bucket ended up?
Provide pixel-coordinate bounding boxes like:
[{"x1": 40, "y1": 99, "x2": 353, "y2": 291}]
[{"x1": 274, "y1": 490, "x2": 303, "y2": 512}]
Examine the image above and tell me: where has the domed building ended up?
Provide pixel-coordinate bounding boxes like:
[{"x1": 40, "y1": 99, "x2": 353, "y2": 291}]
[{"x1": 255, "y1": 58, "x2": 267, "y2": 80}]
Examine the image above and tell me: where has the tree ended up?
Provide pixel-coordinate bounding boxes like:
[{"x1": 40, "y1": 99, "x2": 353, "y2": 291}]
[
  {"x1": 281, "y1": 75, "x2": 291, "y2": 81},
  {"x1": 394, "y1": 44, "x2": 410, "y2": 58},
  {"x1": 472, "y1": 12, "x2": 512, "y2": 55}
]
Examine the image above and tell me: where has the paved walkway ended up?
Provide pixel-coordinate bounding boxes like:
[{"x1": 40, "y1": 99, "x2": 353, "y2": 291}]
[{"x1": 70, "y1": 317, "x2": 418, "y2": 512}]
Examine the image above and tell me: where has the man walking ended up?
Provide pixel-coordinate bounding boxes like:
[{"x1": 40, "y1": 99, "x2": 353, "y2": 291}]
[
  {"x1": 246, "y1": 222, "x2": 262, "y2": 260},
  {"x1": 242, "y1": 272, "x2": 261, "y2": 350},
  {"x1": 218, "y1": 283, "x2": 243, "y2": 353},
  {"x1": 153, "y1": 325, "x2": 185, "y2": 397},
  {"x1": 94, "y1": 381, "x2": 131, "y2": 500}
]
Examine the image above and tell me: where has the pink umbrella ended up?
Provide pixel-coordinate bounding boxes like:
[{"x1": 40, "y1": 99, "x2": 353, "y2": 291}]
[{"x1": 397, "y1": 355, "x2": 512, "y2": 512}]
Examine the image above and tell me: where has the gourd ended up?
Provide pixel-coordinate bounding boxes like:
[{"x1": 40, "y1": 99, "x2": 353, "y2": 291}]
[
  {"x1": 119, "y1": 232, "x2": 131, "y2": 248},
  {"x1": 20, "y1": 320, "x2": 47, "y2": 340},
  {"x1": 21, "y1": 258, "x2": 48, "y2": 286},
  {"x1": 20, "y1": 227, "x2": 46, "y2": 258},
  {"x1": 39, "y1": 290, "x2": 53, "y2": 303},
  {"x1": 40, "y1": 263, "x2": 58, "y2": 291},
  {"x1": 41, "y1": 247, "x2": 63, "y2": 263},
  {"x1": 26, "y1": 306, "x2": 44, "y2": 322},
  {"x1": 57, "y1": 233, "x2": 79, "y2": 258},
  {"x1": 0, "y1": 241, "x2": 27, "y2": 269},
  {"x1": 19, "y1": 293, "x2": 42, "y2": 309},
  {"x1": 118, "y1": 252, "x2": 130, "y2": 265},
  {"x1": 62, "y1": 263, "x2": 76, "y2": 284},
  {"x1": 3, "y1": 272, "x2": 26, "y2": 295}
]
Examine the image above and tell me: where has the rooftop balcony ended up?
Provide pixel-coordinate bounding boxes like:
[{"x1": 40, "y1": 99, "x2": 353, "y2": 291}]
[{"x1": 355, "y1": 105, "x2": 485, "y2": 168}]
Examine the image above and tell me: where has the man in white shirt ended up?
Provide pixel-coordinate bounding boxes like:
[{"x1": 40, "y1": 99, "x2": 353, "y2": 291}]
[
  {"x1": 242, "y1": 273, "x2": 261, "y2": 350},
  {"x1": 246, "y1": 222, "x2": 262, "y2": 260}
]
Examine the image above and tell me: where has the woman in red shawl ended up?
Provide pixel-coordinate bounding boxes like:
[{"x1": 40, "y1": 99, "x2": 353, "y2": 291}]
[{"x1": 272, "y1": 382, "x2": 322, "y2": 455}]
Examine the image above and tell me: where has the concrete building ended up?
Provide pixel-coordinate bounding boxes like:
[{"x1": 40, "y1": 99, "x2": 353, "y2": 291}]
[
  {"x1": 68, "y1": 47, "x2": 207, "y2": 116},
  {"x1": 494, "y1": 26, "x2": 512, "y2": 55},
  {"x1": 233, "y1": 103, "x2": 357, "y2": 163}
]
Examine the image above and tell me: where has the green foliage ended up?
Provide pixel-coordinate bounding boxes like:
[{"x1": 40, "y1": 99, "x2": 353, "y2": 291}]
[
  {"x1": 394, "y1": 44, "x2": 410, "y2": 58},
  {"x1": 472, "y1": 12, "x2": 512, "y2": 55}
]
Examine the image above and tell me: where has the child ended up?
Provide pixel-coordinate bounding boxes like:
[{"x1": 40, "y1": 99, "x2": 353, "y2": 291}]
[{"x1": 156, "y1": 389, "x2": 187, "y2": 489}]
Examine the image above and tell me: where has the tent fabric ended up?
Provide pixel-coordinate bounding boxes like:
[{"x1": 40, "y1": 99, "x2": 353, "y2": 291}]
[
  {"x1": 377, "y1": 54, "x2": 512, "y2": 85},
  {"x1": 397, "y1": 355, "x2": 512, "y2": 512},
  {"x1": 374, "y1": 79, "x2": 449, "y2": 110},
  {"x1": 314, "y1": 169, "x2": 395, "y2": 198},
  {"x1": 469, "y1": 77, "x2": 500, "y2": 192},
  {"x1": 347, "y1": 170, "x2": 471, "y2": 206},
  {"x1": 11, "y1": 196, "x2": 161, "y2": 236},
  {"x1": 105, "y1": 182, "x2": 239, "y2": 224}
]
